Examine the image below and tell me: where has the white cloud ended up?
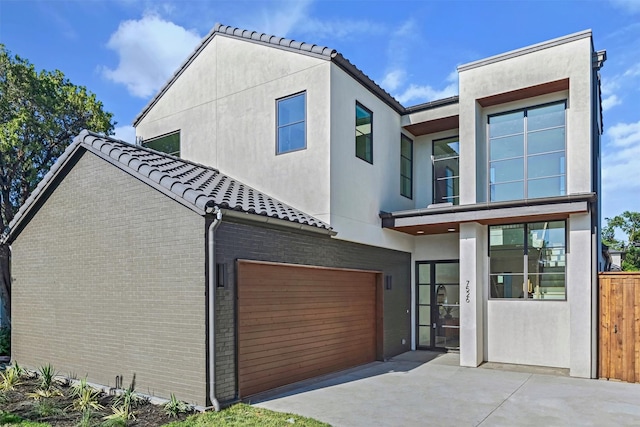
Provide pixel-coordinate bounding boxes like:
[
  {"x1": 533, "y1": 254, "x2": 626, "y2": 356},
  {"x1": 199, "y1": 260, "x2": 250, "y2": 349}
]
[
  {"x1": 602, "y1": 94, "x2": 622, "y2": 111},
  {"x1": 623, "y1": 63, "x2": 640, "y2": 77},
  {"x1": 380, "y1": 69, "x2": 406, "y2": 92},
  {"x1": 102, "y1": 13, "x2": 201, "y2": 98},
  {"x1": 602, "y1": 119, "x2": 640, "y2": 195},
  {"x1": 602, "y1": 119, "x2": 640, "y2": 216},
  {"x1": 297, "y1": 19, "x2": 380, "y2": 40},
  {"x1": 246, "y1": 0, "x2": 380, "y2": 41},
  {"x1": 113, "y1": 125, "x2": 137, "y2": 144},
  {"x1": 393, "y1": 69, "x2": 459, "y2": 105},
  {"x1": 395, "y1": 82, "x2": 458, "y2": 105},
  {"x1": 610, "y1": 0, "x2": 640, "y2": 13},
  {"x1": 607, "y1": 121, "x2": 640, "y2": 147},
  {"x1": 254, "y1": 0, "x2": 313, "y2": 37}
]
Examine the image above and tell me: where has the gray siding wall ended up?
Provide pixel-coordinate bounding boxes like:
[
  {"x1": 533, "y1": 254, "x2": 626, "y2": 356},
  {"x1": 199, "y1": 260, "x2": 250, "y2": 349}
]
[
  {"x1": 214, "y1": 219, "x2": 411, "y2": 400},
  {"x1": 11, "y1": 152, "x2": 207, "y2": 405}
]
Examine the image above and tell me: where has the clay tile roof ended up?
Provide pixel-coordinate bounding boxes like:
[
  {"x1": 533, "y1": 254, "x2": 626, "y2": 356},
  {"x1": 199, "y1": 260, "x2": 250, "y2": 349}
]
[{"x1": 4, "y1": 131, "x2": 331, "y2": 242}]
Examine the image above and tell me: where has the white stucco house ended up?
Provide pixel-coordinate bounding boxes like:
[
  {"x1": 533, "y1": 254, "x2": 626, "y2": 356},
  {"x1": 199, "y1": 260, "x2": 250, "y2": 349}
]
[{"x1": 133, "y1": 25, "x2": 605, "y2": 384}]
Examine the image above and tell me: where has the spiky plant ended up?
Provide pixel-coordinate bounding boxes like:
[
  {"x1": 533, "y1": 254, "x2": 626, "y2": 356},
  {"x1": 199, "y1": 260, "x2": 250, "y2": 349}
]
[
  {"x1": 71, "y1": 387, "x2": 104, "y2": 412},
  {"x1": 0, "y1": 366, "x2": 21, "y2": 391},
  {"x1": 27, "y1": 388, "x2": 63, "y2": 399},
  {"x1": 164, "y1": 393, "x2": 190, "y2": 418},
  {"x1": 38, "y1": 364, "x2": 57, "y2": 391},
  {"x1": 71, "y1": 377, "x2": 90, "y2": 398}
]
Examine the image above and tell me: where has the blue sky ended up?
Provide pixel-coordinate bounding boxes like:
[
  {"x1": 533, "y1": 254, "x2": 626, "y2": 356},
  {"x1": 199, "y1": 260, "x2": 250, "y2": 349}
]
[{"x1": 1, "y1": 0, "x2": 639, "y2": 222}]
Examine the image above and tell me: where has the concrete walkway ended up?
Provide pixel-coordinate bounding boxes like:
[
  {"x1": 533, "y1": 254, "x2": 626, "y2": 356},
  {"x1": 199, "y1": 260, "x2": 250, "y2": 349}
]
[{"x1": 252, "y1": 352, "x2": 640, "y2": 426}]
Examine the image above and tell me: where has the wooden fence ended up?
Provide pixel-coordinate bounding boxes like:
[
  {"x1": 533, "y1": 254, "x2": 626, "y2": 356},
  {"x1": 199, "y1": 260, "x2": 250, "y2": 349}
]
[{"x1": 599, "y1": 272, "x2": 640, "y2": 382}]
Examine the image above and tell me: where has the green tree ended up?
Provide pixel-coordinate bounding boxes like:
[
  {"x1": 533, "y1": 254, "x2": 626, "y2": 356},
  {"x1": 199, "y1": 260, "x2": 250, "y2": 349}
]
[
  {"x1": 602, "y1": 211, "x2": 640, "y2": 271},
  {"x1": 0, "y1": 44, "x2": 115, "y2": 324}
]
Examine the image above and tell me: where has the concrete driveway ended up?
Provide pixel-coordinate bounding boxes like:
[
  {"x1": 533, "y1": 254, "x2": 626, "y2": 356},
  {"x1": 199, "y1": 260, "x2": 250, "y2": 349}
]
[{"x1": 252, "y1": 351, "x2": 640, "y2": 426}]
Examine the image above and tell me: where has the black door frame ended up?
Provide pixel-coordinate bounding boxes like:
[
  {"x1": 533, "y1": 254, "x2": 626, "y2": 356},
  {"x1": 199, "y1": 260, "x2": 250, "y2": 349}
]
[{"x1": 415, "y1": 259, "x2": 459, "y2": 350}]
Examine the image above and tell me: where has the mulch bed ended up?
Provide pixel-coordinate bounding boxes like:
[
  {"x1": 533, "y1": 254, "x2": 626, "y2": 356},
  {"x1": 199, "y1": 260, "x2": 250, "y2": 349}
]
[{"x1": 0, "y1": 375, "x2": 192, "y2": 426}]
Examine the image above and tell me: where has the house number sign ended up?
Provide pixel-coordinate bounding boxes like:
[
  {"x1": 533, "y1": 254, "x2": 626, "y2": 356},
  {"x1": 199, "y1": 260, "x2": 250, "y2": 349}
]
[{"x1": 465, "y1": 280, "x2": 471, "y2": 303}]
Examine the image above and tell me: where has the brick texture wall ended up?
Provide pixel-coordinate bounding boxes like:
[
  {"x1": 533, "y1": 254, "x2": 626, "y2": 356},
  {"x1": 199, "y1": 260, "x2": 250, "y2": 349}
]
[
  {"x1": 214, "y1": 219, "x2": 411, "y2": 400},
  {"x1": 11, "y1": 151, "x2": 208, "y2": 405}
]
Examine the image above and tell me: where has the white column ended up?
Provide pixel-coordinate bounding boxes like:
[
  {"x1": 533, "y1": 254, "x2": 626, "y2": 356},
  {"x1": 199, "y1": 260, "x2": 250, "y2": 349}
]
[
  {"x1": 568, "y1": 213, "x2": 593, "y2": 377},
  {"x1": 459, "y1": 222, "x2": 486, "y2": 367}
]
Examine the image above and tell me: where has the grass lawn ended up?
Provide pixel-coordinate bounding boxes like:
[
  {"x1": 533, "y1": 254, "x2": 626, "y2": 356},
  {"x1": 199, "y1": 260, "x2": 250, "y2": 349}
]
[{"x1": 164, "y1": 404, "x2": 331, "y2": 427}]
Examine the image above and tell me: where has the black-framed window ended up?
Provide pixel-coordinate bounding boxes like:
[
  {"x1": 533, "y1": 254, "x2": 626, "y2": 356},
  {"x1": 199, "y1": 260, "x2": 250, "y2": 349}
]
[
  {"x1": 143, "y1": 131, "x2": 180, "y2": 157},
  {"x1": 401, "y1": 134, "x2": 413, "y2": 198},
  {"x1": 488, "y1": 101, "x2": 566, "y2": 202},
  {"x1": 433, "y1": 136, "x2": 459, "y2": 205},
  {"x1": 277, "y1": 92, "x2": 306, "y2": 154},
  {"x1": 489, "y1": 220, "x2": 566, "y2": 300},
  {"x1": 355, "y1": 102, "x2": 373, "y2": 163}
]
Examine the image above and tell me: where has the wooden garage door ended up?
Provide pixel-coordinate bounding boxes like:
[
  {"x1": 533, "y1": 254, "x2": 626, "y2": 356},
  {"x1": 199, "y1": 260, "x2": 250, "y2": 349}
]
[{"x1": 237, "y1": 260, "x2": 380, "y2": 397}]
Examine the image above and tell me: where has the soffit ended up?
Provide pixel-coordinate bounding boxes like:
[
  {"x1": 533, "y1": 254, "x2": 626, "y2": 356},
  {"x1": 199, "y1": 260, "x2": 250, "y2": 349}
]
[
  {"x1": 403, "y1": 115, "x2": 460, "y2": 137},
  {"x1": 477, "y1": 79, "x2": 569, "y2": 108}
]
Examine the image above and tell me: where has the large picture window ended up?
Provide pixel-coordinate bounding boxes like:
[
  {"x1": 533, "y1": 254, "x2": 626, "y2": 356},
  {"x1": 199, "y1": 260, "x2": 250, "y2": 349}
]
[
  {"x1": 401, "y1": 134, "x2": 413, "y2": 198},
  {"x1": 277, "y1": 92, "x2": 306, "y2": 154},
  {"x1": 489, "y1": 220, "x2": 566, "y2": 300},
  {"x1": 489, "y1": 102, "x2": 566, "y2": 202},
  {"x1": 143, "y1": 131, "x2": 180, "y2": 157},
  {"x1": 355, "y1": 102, "x2": 373, "y2": 163},
  {"x1": 433, "y1": 137, "x2": 459, "y2": 205}
]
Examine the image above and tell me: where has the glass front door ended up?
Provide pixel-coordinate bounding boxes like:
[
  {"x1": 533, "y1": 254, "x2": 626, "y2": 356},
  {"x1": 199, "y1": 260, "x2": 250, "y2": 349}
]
[{"x1": 416, "y1": 261, "x2": 460, "y2": 350}]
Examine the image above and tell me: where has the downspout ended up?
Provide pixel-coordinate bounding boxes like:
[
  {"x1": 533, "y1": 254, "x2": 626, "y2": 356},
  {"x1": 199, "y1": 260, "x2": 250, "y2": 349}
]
[{"x1": 206, "y1": 203, "x2": 222, "y2": 411}]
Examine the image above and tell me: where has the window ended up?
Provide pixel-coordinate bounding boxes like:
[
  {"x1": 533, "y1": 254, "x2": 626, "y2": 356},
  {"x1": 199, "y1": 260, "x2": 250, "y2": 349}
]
[
  {"x1": 143, "y1": 131, "x2": 180, "y2": 157},
  {"x1": 489, "y1": 101, "x2": 566, "y2": 202},
  {"x1": 489, "y1": 220, "x2": 566, "y2": 300},
  {"x1": 433, "y1": 137, "x2": 459, "y2": 205},
  {"x1": 355, "y1": 102, "x2": 373, "y2": 163},
  {"x1": 277, "y1": 92, "x2": 306, "y2": 154},
  {"x1": 400, "y1": 134, "x2": 413, "y2": 198}
]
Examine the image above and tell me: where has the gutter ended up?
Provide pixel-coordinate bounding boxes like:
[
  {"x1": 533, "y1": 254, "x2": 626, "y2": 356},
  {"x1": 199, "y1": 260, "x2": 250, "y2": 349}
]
[
  {"x1": 221, "y1": 209, "x2": 337, "y2": 236},
  {"x1": 205, "y1": 201, "x2": 222, "y2": 411}
]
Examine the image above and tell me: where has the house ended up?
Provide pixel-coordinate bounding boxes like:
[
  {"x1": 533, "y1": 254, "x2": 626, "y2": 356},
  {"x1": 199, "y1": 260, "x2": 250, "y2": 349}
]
[{"x1": 4, "y1": 25, "x2": 606, "y2": 406}]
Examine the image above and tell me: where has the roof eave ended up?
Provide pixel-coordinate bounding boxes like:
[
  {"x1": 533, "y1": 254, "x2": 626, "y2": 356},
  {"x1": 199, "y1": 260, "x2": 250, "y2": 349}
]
[{"x1": 331, "y1": 54, "x2": 405, "y2": 114}]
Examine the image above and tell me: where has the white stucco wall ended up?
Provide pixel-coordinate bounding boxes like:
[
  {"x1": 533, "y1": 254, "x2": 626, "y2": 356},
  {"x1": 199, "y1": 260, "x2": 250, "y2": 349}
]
[
  {"x1": 458, "y1": 35, "x2": 594, "y2": 205},
  {"x1": 136, "y1": 36, "x2": 332, "y2": 224},
  {"x1": 328, "y1": 63, "x2": 414, "y2": 252},
  {"x1": 459, "y1": 223, "x2": 486, "y2": 366},
  {"x1": 487, "y1": 301, "x2": 570, "y2": 368}
]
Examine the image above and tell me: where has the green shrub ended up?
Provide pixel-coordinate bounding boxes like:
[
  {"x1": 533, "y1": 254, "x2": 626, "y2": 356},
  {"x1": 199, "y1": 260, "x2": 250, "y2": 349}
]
[{"x1": 0, "y1": 326, "x2": 10, "y2": 356}]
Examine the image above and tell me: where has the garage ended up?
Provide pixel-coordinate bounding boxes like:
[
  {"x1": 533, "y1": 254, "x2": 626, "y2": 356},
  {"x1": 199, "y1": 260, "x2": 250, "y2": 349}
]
[{"x1": 237, "y1": 260, "x2": 381, "y2": 397}]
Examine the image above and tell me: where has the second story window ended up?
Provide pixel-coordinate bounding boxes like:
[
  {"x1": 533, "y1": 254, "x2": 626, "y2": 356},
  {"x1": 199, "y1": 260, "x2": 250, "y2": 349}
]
[
  {"x1": 489, "y1": 101, "x2": 566, "y2": 202},
  {"x1": 143, "y1": 131, "x2": 180, "y2": 157},
  {"x1": 355, "y1": 102, "x2": 373, "y2": 163},
  {"x1": 433, "y1": 137, "x2": 460, "y2": 205},
  {"x1": 401, "y1": 134, "x2": 413, "y2": 199},
  {"x1": 277, "y1": 92, "x2": 306, "y2": 154}
]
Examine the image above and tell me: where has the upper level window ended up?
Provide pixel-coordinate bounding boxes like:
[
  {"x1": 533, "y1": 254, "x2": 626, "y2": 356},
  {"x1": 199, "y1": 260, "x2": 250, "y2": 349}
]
[
  {"x1": 433, "y1": 137, "x2": 459, "y2": 205},
  {"x1": 489, "y1": 101, "x2": 566, "y2": 202},
  {"x1": 400, "y1": 134, "x2": 413, "y2": 199},
  {"x1": 355, "y1": 102, "x2": 373, "y2": 163},
  {"x1": 143, "y1": 131, "x2": 180, "y2": 157},
  {"x1": 489, "y1": 220, "x2": 566, "y2": 300},
  {"x1": 277, "y1": 92, "x2": 306, "y2": 154}
]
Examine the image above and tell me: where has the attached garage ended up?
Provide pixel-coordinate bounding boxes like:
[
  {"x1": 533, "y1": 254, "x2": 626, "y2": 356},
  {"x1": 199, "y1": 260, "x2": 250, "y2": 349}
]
[
  {"x1": 6, "y1": 132, "x2": 411, "y2": 406},
  {"x1": 237, "y1": 260, "x2": 382, "y2": 397}
]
